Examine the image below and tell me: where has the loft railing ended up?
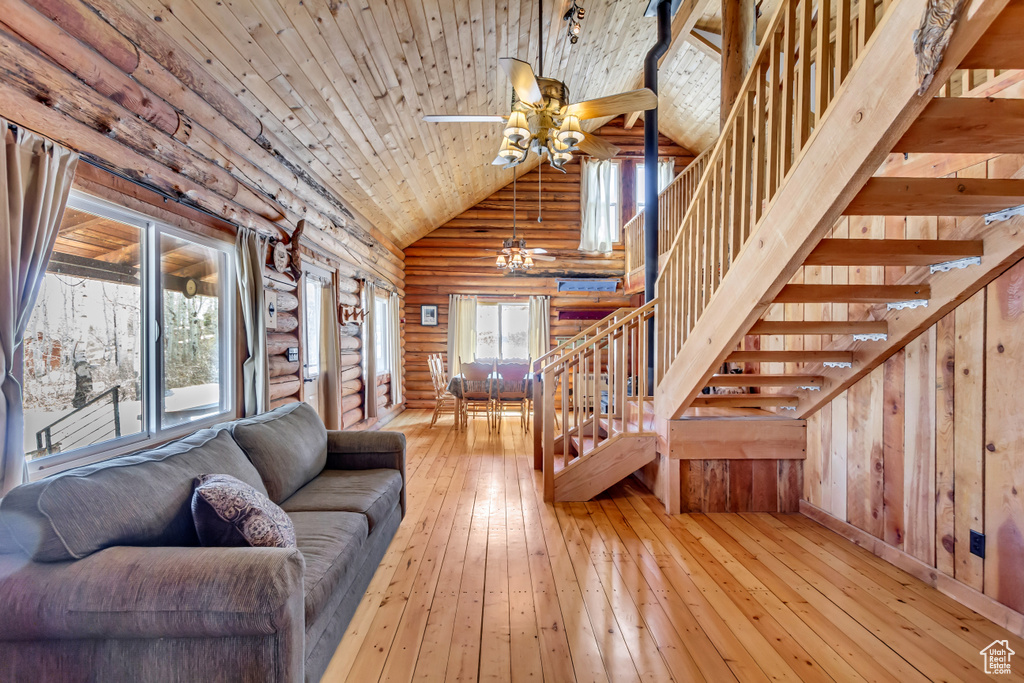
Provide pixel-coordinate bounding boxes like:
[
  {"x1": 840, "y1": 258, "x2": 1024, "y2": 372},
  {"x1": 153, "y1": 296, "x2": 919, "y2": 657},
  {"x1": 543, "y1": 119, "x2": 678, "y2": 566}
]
[
  {"x1": 536, "y1": 300, "x2": 656, "y2": 501},
  {"x1": 533, "y1": 307, "x2": 634, "y2": 375},
  {"x1": 623, "y1": 148, "x2": 712, "y2": 276},
  {"x1": 35, "y1": 385, "x2": 122, "y2": 456},
  {"x1": 655, "y1": 0, "x2": 893, "y2": 383}
]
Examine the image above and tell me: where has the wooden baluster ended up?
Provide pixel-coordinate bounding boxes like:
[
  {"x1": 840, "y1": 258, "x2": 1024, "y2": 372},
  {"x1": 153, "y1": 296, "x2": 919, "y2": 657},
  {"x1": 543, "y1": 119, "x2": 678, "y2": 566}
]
[
  {"x1": 816, "y1": 0, "x2": 833, "y2": 123},
  {"x1": 741, "y1": 91, "x2": 755, "y2": 242},
  {"x1": 753, "y1": 64, "x2": 768, "y2": 225},
  {"x1": 836, "y1": 0, "x2": 852, "y2": 83},
  {"x1": 768, "y1": 29, "x2": 783, "y2": 198},
  {"x1": 592, "y1": 344, "x2": 600, "y2": 452},
  {"x1": 730, "y1": 120, "x2": 742, "y2": 265},
  {"x1": 781, "y1": 0, "x2": 796, "y2": 178},
  {"x1": 542, "y1": 368, "x2": 555, "y2": 501},
  {"x1": 858, "y1": 0, "x2": 875, "y2": 51},
  {"x1": 719, "y1": 139, "x2": 731, "y2": 281},
  {"x1": 798, "y1": 0, "x2": 813, "y2": 146},
  {"x1": 560, "y1": 365, "x2": 568, "y2": 464}
]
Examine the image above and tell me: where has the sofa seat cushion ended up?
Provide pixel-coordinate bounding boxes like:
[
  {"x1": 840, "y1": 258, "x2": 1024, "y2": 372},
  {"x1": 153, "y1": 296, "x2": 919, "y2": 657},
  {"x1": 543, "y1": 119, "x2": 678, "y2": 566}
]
[
  {"x1": 0, "y1": 430, "x2": 267, "y2": 562},
  {"x1": 290, "y1": 511, "x2": 368, "y2": 630},
  {"x1": 281, "y1": 470, "x2": 402, "y2": 532}
]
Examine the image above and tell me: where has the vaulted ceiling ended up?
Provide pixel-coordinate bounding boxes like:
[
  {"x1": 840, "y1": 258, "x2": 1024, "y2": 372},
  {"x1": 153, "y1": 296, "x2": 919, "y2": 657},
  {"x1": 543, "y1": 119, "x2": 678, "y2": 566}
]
[{"x1": 128, "y1": 0, "x2": 729, "y2": 248}]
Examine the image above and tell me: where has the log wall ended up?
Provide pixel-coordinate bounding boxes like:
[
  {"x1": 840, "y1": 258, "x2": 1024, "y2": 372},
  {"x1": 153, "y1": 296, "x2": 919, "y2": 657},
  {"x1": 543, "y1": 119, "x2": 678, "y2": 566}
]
[
  {"x1": 802, "y1": 243, "x2": 1024, "y2": 626},
  {"x1": 0, "y1": 0, "x2": 406, "y2": 430},
  {"x1": 404, "y1": 117, "x2": 693, "y2": 408}
]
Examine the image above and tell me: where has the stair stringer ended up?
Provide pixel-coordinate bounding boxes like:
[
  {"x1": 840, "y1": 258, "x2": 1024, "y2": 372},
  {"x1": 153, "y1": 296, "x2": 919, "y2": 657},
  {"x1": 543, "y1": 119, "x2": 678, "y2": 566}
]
[{"x1": 553, "y1": 434, "x2": 657, "y2": 502}]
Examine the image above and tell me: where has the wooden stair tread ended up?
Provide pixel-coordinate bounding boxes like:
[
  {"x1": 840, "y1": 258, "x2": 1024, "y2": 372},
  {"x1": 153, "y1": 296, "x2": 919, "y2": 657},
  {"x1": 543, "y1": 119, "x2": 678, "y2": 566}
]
[
  {"x1": 804, "y1": 239, "x2": 983, "y2": 266},
  {"x1": 707, "y1": 374, "x2": 824, "y2": 387},
  {"x1": 691, "y1": 394, "x2": 800, "y2": 408},
  {"x1": 748, "y1": 320, "x2": 888, "y2": 335}
]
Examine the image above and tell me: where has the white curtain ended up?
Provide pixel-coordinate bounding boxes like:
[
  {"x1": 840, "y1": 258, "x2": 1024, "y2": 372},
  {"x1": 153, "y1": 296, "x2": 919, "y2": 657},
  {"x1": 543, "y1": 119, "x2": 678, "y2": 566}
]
[
  {"x1": 446, "y1": 294, "x2": 477, "y2": 376},
  {"x1": 579, "y1": 158, "x2": 620, "y2": 255},
  {"x1": 657, "y1": 159, "x2": 675, "y2": 192},
  {"x1": 389, "y1": 290, "x2": 403, "y2": 406},
  {"x1": 235, "y1": 227, "x2": 269, "y2": 417},
  {"x1": 320, "y1": 279, "x2": 341, "y2": 430},
  {"x1": 528, "y1": 295, "x2": 550, "y2": 363},
  {"x1": 1, "y1": 122, "x2": 79, "y2": 495},
  {"x1": 364, "y1": 280, "x2": 377, "y2": 419}
]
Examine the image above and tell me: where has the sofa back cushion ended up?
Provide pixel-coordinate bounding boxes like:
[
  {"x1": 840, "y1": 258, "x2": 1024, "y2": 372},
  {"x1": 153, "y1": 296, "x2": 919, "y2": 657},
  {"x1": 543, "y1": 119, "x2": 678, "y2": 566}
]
[
  {"x1": 0, "y1": 429, "x2": 267, "y2": 562},
  {"x1": 220, "y1": 402, "x2": 327, "y2": 504}
]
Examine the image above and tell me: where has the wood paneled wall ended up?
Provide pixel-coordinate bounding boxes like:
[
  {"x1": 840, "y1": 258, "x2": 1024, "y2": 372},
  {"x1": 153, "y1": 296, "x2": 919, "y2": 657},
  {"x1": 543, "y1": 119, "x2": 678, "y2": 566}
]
[
  {"x1": 803, "y1": 257, "x2": 1024, "y2": 619},
  {"x1": 680, "y1": 459, "x2": 804, "y2": 513},
  {"x1": 404, "y1": 117, "x2": 693, "y2": 408}
]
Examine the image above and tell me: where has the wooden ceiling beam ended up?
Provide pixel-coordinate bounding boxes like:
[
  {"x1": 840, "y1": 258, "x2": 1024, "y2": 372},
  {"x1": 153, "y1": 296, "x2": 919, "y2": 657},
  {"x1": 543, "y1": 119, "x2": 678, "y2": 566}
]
[
  {"x1": 894, "y1": 97, "x2": 1024, "y2": 154},
  {"x1": 774, "y1": 284, "x2": 931, "y2": 304},
  {"x1": 707, "y1": 374, "x2": 824, "y2": 387},
  {"x1": 845, "y1": 177, "x2": 1024, "y2": 216},
  {"x1": 804, "y1": 239, "x2": 984, "y2": 265},
  {"x1": 748, "y1": 320, "x2": 889, "y2": 335}
]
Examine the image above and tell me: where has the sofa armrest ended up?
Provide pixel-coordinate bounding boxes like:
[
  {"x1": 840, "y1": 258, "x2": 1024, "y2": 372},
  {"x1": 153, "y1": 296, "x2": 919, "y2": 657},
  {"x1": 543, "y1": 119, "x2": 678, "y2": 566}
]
[
  {"x1": 326, "y1": 430, "x2": 406, "y2": 515},
  {"x1": 0, "y1": 545, "x2": 305, "y2": 642}
]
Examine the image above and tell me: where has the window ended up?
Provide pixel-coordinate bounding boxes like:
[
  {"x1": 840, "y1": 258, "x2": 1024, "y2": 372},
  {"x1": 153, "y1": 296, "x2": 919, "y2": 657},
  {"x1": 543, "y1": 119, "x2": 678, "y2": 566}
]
[
  {"x1": 636, "y1": 159, "x2": 675, "y2": 212},
  {"x1": 475, "y1": 302, "x2": 529, "y2": 360},
  {"x1": 23, "y1": 192, "x2": 234, "y2": 469},
  {"x1": 304, "y1": 276, "x2": 323, "y2": 378},
  {"x1": 374, "y1": 294, "x2": 390, "y2": 374}
]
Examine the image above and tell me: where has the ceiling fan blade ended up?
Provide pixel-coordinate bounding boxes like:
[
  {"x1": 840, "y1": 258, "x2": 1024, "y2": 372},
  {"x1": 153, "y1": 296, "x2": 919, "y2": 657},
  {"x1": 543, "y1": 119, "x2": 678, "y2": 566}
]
[
  {"x1": 564, "y1": 88, "x2": 658, "y2": 120},
  {"x1": 500, "y1": 57, "x2": 543, "y2": 106},
  {"x1": 530, "y1": 254, "x2": 557, "y2": 261},
  {"x1": 492, "y1": 155, "x2": 508, "y2": 165},
  {"x1": 531, "y1": 247, "x2": 548, "y2": 254},
  {"x1": 576, "y1": 134, "x2": 621, "y2": 160},
  {"x1": 424, "y1": 114, "x2": 507, "y2": 122}
]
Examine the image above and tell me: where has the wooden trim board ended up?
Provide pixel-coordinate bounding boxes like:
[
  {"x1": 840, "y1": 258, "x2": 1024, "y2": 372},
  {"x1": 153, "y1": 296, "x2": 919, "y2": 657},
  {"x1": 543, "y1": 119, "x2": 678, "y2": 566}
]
[{"x1": 670, "y1": 419, "x2": 807, "y2": 460}]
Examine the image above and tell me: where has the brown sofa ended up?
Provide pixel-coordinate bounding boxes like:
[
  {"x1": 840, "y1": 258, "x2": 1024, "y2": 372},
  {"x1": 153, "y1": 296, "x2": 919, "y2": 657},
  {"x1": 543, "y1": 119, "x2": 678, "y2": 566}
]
[{"x1": 0, "y1": 402, "x2": 405, "y2": 682}]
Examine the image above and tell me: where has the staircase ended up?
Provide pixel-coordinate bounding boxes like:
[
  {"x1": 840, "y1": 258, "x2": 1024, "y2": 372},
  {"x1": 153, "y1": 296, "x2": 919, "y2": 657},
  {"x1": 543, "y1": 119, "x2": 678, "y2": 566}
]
[{"x1": 535, "y1": 0, "x2": 1023, "y2": 508}]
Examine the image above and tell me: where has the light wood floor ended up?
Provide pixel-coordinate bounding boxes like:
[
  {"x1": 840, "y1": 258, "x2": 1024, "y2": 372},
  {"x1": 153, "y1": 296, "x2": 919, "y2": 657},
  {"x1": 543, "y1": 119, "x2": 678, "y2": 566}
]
[{"x1": 322, "y1": 409, "x2": 1024, "y2": 682}]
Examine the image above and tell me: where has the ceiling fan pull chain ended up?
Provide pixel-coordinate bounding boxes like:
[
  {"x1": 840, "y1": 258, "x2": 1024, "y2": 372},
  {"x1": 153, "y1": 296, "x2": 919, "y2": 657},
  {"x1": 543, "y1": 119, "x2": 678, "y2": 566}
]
[{"x1": 538, "y1": 162, "x2": 542, "y2": 223}]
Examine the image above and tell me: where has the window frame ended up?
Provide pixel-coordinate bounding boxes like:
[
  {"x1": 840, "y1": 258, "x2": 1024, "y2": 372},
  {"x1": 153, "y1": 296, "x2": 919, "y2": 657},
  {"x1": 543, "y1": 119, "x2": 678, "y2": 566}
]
[
  {"x1": 475, "y1": 300, "x2": 530, "y2": 361},
  {"x1": 374, "y1": 293, "x2": 391, "y2": 376},
  {"x1": 26, "y1": 191, "x2": 236, "y2": 479}
]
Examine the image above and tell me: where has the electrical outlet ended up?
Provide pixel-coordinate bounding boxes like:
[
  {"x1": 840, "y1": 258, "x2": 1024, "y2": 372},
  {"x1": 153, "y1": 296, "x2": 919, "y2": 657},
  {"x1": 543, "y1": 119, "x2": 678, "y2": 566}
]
[{"x1": 970, "y1": 530, "x2": 985, "y2": 558}]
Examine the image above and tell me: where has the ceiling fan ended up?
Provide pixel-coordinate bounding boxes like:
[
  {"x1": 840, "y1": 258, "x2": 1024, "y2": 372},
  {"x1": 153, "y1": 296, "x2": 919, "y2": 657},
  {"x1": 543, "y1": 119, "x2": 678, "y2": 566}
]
[{"x1": 422, "y1": 0, "x2": 657, "y2": 172}]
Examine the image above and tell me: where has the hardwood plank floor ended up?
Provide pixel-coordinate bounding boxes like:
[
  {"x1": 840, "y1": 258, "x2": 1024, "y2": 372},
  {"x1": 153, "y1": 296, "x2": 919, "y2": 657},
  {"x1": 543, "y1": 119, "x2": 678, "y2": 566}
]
[{"x1": 323, "y1": 410, "x2": 1024, "y2": 682}]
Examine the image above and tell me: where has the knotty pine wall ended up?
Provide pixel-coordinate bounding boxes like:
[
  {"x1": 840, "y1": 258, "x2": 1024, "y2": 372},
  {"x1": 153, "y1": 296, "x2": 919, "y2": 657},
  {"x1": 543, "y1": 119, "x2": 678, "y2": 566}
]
[
  {"x1": 403, "y1": 117, "x2": 693, "y2": 408},
  {"x1": 790, "y1": 149, "x2": 1024, "y2": 623}
]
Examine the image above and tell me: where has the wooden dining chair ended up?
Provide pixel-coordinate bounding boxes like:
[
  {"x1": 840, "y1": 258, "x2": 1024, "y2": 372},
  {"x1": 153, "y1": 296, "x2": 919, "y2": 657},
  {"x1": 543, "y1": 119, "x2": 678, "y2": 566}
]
[
  {"x1": 428, "y1": 355, "x2": 458, "y2": 429},
  {"x1": 495, "y1": 361, "x2": 531, "y2": 431},
  {"x1": 458, "y1": 358, "x2": 495, "y2": 431}
]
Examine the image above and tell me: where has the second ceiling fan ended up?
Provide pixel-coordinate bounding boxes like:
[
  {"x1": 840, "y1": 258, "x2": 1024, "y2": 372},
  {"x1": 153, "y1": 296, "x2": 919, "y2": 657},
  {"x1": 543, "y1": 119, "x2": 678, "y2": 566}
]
[{"x1": 423, "y1": 1, "x2": 657, "y2": 172}]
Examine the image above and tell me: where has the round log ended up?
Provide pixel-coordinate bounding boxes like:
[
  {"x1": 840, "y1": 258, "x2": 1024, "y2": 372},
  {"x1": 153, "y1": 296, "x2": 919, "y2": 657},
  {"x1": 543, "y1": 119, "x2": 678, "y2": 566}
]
[
  {"x1": 268, "y1": 355, "x2": 300, "y2": 378},
  {"x1": 341, "y1": 393, "x2": 362, "y2": 413},
  {"x1": 274, "y1": 290, "x2": 299, "y2": 312},
  {"x1": 269, "y1": 375, "x2": 301, "y2": 401},
  {"x1": 267, "y1": 332, "x2": 299, "y2": 356},
  {"x1": 269, "y1": 395, "x2": 300, "y2": 411},
  {"x1": 340, "y1": 352, "x2": 361, "y2": 367},
  {"x1": 341, "y1": 378, "x2": 363, "y2": 396},
  {"x1": 338, "y1": 336, "x2": 361, "y2": 351},
  {"x1": 342, "y1": 407, "x2": 363, "y2": 428},
  {"x1": 337, "y1": 291, "x2": 359, "y2": 307},
  {"x1": 273, "y1": 310, "x2": 299, "y2": 333},
  {"x1": 375, "y1": 383, "x2": 389, "y2": 397},
  {"x1": 339, "y1": 322, "x2": 360, "y2": 337},
  {"x1": 336, "y1": 276, "x2": 359, "y2": 293},
  {"x1": 340, "y1": 366, "x2": 361, "y2": 383}
]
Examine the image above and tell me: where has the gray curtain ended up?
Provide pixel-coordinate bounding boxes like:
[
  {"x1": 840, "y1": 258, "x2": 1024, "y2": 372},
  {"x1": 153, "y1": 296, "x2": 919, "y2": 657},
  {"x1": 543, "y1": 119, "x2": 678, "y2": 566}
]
[
  {"x1": 320, "y1": 278, "x2": 342, "y2": 430},
  {"x1": 364, "y1": 281, "x2": 377, "y2": 420},
  {"x1": 1, "y1": 121, "x2": 79, "y2": 495},
  {"x1": 389, "y1": 290, "x2": 403, "y2": 406},
  {"x1": 235, "y1": 227, "x2": 269, "y2": 417}
]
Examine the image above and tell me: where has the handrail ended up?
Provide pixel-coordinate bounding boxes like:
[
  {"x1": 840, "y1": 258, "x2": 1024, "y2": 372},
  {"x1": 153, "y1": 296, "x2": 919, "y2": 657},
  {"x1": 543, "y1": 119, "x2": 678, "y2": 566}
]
[
  {"x1": 36, "y1": 385, "x2": 122, "y2": 453},
  {"x1": 623, "y1": 148, "x2": 713, "y2": 276},
  {"x1": 533, "y1": 307, "x2": 634, "y2": 371},
  {"x1": 655, "y1": 0, "x2": 891, "y2": 386},
  {"x1": 537, "y1": 299, "x2": 658, "y2": 502}
]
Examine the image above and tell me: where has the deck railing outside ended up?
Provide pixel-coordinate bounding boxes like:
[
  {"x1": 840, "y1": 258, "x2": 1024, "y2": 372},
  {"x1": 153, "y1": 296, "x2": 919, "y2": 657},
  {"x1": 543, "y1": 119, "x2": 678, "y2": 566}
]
[
  {"x1": 655, "y1": 0, "x2": 893, "y2": 383},
  {"x1": 34, "y1": 385, "x2": 122, "y2": 457}
]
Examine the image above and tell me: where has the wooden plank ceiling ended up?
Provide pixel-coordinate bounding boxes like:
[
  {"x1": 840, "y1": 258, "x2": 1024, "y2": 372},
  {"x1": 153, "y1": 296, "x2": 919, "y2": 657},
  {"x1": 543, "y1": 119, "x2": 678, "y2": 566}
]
[{"x1": 124, "y1": 0, "x2": 726, "y2": 248}]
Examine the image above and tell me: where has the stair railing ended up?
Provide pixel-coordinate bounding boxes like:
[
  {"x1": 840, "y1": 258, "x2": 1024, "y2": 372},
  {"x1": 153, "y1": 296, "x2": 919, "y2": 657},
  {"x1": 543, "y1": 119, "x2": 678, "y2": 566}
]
[
  {"x1": 533, "y1": 307, "x2": 634, "y2": 375},
  {"x1": 35, "y1": 385, "x2": 122, "y2": 456},
  {"x1": 655, "y1": 0, "x2": 891, "y2": 386},
  {"x1": 537, "y1": 300, "x2": 656, "y2": 501},
  {"x1": 623, "y1": 148, "x2": 713, "y2": 277}
]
